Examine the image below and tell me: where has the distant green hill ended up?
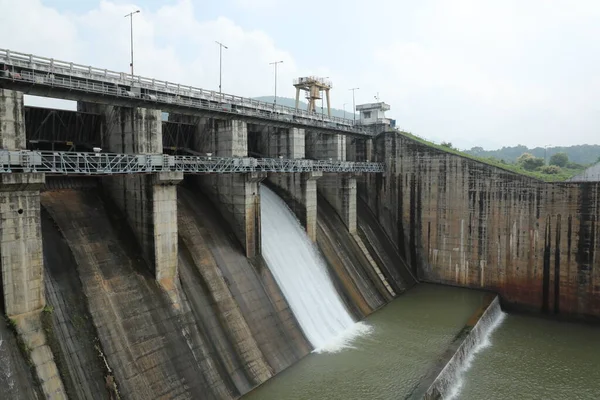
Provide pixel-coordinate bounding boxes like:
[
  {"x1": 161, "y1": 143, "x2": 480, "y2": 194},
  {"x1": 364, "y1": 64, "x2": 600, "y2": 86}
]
[
  {"x1": 465, "y1": 144, "x2": 600, "y2": 165},
  {"x1": 253, "y1": 96, "x2": 357, "y2": 120}
]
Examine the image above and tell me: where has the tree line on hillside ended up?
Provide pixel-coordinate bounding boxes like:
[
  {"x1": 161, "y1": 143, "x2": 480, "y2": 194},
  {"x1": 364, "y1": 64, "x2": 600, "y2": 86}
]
[
  {"x1": 465, "y1": 144, "x2": 600, "y2": 165},
  {"x1": 440, "y1": 140, "x2": 596, "y2": 180}
]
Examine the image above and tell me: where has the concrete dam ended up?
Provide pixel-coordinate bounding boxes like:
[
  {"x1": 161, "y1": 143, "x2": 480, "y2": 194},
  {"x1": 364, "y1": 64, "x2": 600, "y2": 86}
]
[{"x1": 0, "y1": 50, "x2": 599, "y2": 399}]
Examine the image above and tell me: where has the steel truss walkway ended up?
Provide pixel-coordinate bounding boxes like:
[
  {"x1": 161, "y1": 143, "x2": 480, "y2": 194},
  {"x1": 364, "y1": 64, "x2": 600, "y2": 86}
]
[
  {"x1": 0, "y1": 150, "x2": 384, "y2": 176},
  {"x1": 0, "y1": 49, "x2": 373, "y2": 136}
]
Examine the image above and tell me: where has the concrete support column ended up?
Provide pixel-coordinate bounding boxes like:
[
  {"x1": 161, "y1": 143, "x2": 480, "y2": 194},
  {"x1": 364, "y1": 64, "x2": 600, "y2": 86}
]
[
  {"x1": 346, "y1": 137, "x2": 373, "y2": 162},
  {"x1": 190, "y1": 118, "x2": 267, "y2": 257},
  {"x1": 258, "y1": 126, "x2": 322, "y2": 241},
  {"x1": 1, "y1": 89, "x2": 66, "y2": 398},
  {"x1": 306, "y1": 131, "x2": 346, "y2": 161},
  {"x1": 0, "y1": 89, "x2": 27, "y2": 150},
  {"x1": 200, "y1": 172, "x2": 266, "y2": 258},
  {"x1": 0, "y1": 174, "x2": 46, "y2": 316},
  {"x1": 340, "y1": 174, "x2": 358, "y2": 234},
  {"x1": 266, "y1": 127, "x2": 305, "y2": 159},
  {"x1": 301, "y1": 171, "x2": 322, "y2": 241},
  {"x1": 151, "y1": 172, "x2": 183, "y2": 288},
  {"x1": 217, "y1": 119, "x2": 247, "y2": 157},
  {"x1": 306, "y1": 130, "x2": 357, "y2": 232},
  {"x1": 78, "y1": 103, "x2": 183, "y2": 287}
]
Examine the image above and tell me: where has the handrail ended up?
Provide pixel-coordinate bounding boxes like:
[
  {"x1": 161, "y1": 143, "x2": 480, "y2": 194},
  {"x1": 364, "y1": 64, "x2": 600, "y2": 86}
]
[
  {"x1": 0, "y1": 48, "x2": 367, "y2": 132},
  {"x1": 0, "y1": 69, "x2": 370, "y2": 134},
  {"x1": 0, "y1": 150, "x2": 385, "y2": 175}
]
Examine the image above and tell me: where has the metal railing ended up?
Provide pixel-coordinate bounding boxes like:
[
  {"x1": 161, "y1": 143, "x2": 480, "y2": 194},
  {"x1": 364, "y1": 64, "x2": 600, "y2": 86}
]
[
  {"x1": 0, "y1": 49, "x2": 372, "y2": 135},
  {"x1": 0, "y1": 150, "x2": 384, "y2": 175}
]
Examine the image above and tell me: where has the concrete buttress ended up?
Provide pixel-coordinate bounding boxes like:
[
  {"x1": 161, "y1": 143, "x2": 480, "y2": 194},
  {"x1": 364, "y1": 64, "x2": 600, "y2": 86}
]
[
  {"x1": 0, "y1": 89, "x2": 67, "y2": 399},
  {"x1": 78, "y1": 103, "x2": 183, "y2": 288},
  {"x1": 176, "y1": 117, "x2": 265, "y2": 257},
  {"x1": 306, "y1": 130, "x2": 357, "y2": 233},
  {"x1": 254, "y1": 125, "x2": 322, "y2": 241}
]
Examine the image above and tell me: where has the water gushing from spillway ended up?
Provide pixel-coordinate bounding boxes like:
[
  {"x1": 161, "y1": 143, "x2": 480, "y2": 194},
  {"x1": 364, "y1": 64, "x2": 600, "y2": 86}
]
[
  {"x1": 426, "y1": 296, "x2": 506, "y2": 399},
  {"x1": 260, "y1": 185, "x2": 371, "y2": 353}
]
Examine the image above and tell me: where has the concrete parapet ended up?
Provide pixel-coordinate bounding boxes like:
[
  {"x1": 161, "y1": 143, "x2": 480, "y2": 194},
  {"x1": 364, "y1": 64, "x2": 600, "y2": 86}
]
[{"x1": 0, "y1": 89, "x2": 27, "y2": 150}]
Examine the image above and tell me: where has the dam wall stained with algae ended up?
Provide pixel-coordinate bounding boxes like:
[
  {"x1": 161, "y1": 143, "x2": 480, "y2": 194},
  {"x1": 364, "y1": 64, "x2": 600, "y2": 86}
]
[
  {"x1": 2, "y1": 82, "x2": 598, "y2": 399},
  {"x1": 367, "y1": 132, "x2": 600, "y2": 319}
]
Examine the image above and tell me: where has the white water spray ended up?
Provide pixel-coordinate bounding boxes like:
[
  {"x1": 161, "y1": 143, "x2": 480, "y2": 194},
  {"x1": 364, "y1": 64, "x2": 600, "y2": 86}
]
[
  {"x1": 426, "y1": 296, "x2": 506, "y2": 399},
  {"x1": 260, "y1": 185, "x2": 371, "y2": 353}
]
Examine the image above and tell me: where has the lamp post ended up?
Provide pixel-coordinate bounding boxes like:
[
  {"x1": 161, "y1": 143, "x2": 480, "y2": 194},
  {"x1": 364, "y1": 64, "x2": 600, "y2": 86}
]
[
  {"x1": 215, "y1": 41, "x2": 228, "y2": 96},
  {"x1": 343, "y1": 103, "x2": 347, "y2": 119},
  {"x1": 349, "y1": 87, "x2": 359, "y2": 124},
  {"x1": 269, "y1": 60, "x2": 283, "y2": 108},
  {"x1": 124, "y1": 10, "x2": 141, "y2": 76}
]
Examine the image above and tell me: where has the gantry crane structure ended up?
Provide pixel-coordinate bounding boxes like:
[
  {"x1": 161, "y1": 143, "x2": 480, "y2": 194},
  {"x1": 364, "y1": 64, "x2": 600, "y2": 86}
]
[{"x1": 293, "y1": 76, "x2": 332, "y2": 117}]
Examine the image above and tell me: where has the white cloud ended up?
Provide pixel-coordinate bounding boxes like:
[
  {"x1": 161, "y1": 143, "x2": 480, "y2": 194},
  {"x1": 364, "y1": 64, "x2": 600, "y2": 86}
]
[
  {"x1": 1, "y1": 0, "x2": 600, "y2": 148},
  {"x1": 0, "y1": 0, "x2": 298, "y2": 99},
  {"x1": 233, "y1": 0, "x2": 279, "y2": 8}
]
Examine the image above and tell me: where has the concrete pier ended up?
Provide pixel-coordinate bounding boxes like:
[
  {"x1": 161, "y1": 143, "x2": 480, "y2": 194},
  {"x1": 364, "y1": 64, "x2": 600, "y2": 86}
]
[
  {"x1": 347, "y1": 136, "x2": 373, "y2": 162},
  {"x1": 0, "y1": 89, "x2": 27, "y2": 150},
  {"x1": 255, "y1": 125, "x2": 321, "y2": 241},
  {"x1": 0, "y1": 174, "x2": 46, "y2": 317},
  {"x1": 306, "y1": 130, "x2": 357, "y2": 233},
  {"x1": 0, "y1": 89, "x2": 66, "y2": 399},
  {"x1": 78, "y1": 103, "x2": 183, "y2": 288},
  {"x1": 179, "y1": 117, "x2": 265, "y2": 257}
]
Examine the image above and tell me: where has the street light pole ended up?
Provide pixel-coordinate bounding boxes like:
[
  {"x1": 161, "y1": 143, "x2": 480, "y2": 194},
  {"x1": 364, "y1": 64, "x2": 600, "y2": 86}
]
[
  {"x1": 343, "y1": 103, "x2": 347, "y2": 119},
  {"x1": 269, "y1": 60, "x2": 283, "y2": 108},
  {"x1": 124, "y1": 10, "x2": 140, "y2": 76},
  {"x1": 349, "y1": 87, "x2": 359, "y2": 124},
  {"x1": 215, "y1": 41, "x2": 228, "y2": 95}
]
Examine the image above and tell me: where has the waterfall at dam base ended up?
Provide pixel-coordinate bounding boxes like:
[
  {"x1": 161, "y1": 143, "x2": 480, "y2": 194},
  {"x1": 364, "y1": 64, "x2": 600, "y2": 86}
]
[{"x1": 260, "y1": 185, "x2": 371, "y2": 353}]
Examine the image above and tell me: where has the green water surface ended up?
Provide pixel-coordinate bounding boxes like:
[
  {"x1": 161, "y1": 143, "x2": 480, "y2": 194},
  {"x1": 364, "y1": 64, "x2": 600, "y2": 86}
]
[
  {"x1": 459, "y1": 313, "x2": 600, "y2": 400},
  {"x1": 243, "y1": 284, "x2": 489, "y2": 400}
]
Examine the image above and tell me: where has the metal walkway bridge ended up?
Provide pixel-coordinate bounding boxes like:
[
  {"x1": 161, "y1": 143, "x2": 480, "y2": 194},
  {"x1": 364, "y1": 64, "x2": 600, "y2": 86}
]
[
  {"x1": 0, "y1": 49, "x2": 373, "y2": 136},
  {"x1": 0, "y1": 150, "x2": 384, "y2": 176}
]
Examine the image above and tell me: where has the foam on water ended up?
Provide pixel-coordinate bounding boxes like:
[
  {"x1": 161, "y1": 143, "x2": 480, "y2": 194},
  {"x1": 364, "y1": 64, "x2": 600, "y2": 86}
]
[
  {"x1": 260, "y1": 185, "x2": 371, "y2": 353},
  {"x1": 428, "y1": 296, "x2": 506, "y2": 399}
]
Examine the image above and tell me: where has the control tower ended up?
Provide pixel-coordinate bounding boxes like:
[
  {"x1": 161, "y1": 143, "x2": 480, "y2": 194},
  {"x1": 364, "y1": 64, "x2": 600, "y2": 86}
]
[{"x1": 293, "y1": 76, "x2": 332, "y2": 116}]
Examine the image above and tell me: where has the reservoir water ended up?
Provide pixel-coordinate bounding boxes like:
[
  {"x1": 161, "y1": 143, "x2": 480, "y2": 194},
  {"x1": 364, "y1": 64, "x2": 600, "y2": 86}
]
[
  {"x1": 459, "y1": 314, "x2": 600, "y2": 399},
  {"x1": 243, "y1": 284, "x2": 489, "y2": 400}
]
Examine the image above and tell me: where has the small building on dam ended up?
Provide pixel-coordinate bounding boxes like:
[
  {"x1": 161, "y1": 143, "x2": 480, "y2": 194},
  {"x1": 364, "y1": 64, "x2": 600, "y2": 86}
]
[{"x1": 0, "y1": 48, "x2": 598, "y2": 399}]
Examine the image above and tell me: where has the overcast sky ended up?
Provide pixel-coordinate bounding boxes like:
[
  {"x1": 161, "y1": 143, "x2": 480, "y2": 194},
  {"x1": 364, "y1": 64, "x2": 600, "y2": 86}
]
[{"x1": 1, "y1": 0, "x2": 599, "y2": 150}]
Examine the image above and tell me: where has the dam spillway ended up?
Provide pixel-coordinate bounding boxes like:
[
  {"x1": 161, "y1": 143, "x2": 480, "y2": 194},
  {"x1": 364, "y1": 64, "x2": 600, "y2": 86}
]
[
  {"x1": 260, "y1": 185, "x2": 370, "y2": 352},
  {"x1": 0, "y1": 48, "x2": 598, "y2": 399}
]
